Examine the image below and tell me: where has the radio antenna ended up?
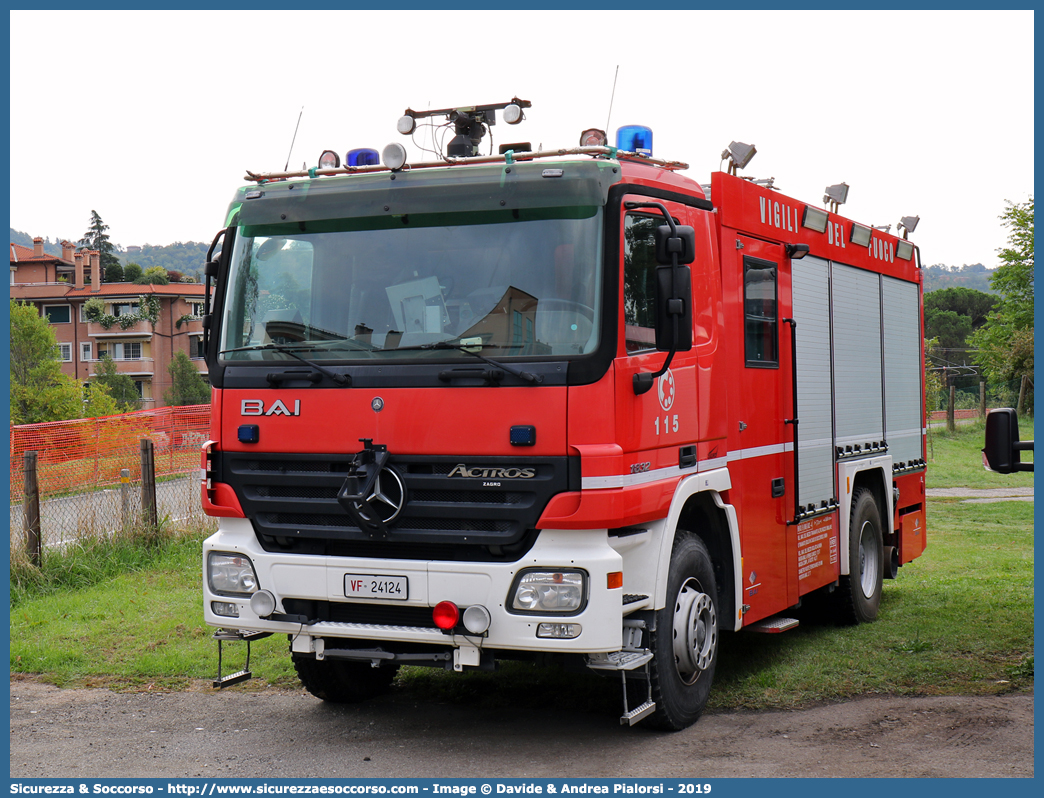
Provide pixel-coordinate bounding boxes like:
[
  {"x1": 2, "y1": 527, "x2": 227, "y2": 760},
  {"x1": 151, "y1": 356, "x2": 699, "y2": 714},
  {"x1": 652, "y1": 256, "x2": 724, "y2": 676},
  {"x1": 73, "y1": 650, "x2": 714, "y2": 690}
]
[
  {"x1": 283, "y1": 106, "x2": 304, "y2": 171},
  {"x1": 605, "y1": 65, "x2": 620, "y2": 132}
]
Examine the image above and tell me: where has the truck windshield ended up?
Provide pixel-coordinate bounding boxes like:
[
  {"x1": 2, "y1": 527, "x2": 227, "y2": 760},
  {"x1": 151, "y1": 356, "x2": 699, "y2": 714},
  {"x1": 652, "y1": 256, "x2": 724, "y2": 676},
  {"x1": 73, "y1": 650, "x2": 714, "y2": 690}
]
[{"x1": 219, "y1": 207, "x2": 603, "y2": 363}]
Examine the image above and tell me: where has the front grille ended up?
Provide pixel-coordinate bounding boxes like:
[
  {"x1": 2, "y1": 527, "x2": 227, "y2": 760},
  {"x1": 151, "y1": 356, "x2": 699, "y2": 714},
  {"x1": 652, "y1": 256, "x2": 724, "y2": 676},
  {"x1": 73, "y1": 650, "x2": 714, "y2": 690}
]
[
  {"x1": 264, "y1": 513, "x2": 512, "y2": 533},
  {"x1": 220, "y1": 451, "x2": 578, "y2": 553},
  {"x1": 282, "y1": 598, "x2": 439, "y2": 628}
]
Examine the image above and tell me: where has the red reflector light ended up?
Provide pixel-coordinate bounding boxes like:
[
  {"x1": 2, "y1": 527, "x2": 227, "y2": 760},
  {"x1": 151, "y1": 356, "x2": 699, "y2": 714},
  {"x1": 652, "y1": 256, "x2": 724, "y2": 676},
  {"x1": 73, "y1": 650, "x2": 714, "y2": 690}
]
[{"x1": 433, "y1": 601, "x2": 459, "y2": 630}]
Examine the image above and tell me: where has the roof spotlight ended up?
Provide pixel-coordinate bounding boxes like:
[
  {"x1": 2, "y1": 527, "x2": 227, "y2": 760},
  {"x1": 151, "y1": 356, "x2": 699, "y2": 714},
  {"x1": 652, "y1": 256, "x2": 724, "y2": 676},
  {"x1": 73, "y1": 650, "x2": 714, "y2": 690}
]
[
  {"x1": 722, "y1": 141, "x2": 756, "y2": 174},
  {"x1": 851, "y1": 222, "x2": 873, "y2": 248},
  {"x1": 580, "y1": 128, "x2": 607, "y2": 146},
  {"x1": 823, "y1": 183, "x2": 849, "y2": 212},
  {"x1": 396, "y1": 115, "x2": 416, "y2": 135},
  {"x1": 382, "y1": 142, "x2": 408, "y2": 171},
  {"x1": 318, "y1": 150, "x2": 340, "y2": 170},
  {"x1": 898, "y1": 215, "x2": 920, "y2": 239},
  {"x1": 502, "y1": 103, "x2": 523, "y2": 125}
]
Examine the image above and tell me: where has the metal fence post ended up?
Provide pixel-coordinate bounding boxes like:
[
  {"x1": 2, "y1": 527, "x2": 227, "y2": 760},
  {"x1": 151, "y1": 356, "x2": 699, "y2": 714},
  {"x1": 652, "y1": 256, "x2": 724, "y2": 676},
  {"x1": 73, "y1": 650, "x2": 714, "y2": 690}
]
[
  {"x1": 140, "y1": 439, "x2": 158, "y2": 533},
  {"x1": 979, "y1": 380, "x2": 987, "y2": 419},
  {"x1": 23, "y1": 452, "x2": 42, "y2": 568},
  {"x1": 120, "y1": 468, "x2": 131, "y2": 531}
]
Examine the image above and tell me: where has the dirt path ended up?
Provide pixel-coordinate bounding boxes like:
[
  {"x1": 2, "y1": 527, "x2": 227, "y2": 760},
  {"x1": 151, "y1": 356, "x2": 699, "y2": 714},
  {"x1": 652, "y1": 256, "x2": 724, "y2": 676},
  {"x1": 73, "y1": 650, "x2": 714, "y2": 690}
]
[
  {"x1": 9, "y1": 678, "x2": 1033, "y2": 778},
  {"x1": 926, "y1": 487, "x2": 1033, "y2": 503}
]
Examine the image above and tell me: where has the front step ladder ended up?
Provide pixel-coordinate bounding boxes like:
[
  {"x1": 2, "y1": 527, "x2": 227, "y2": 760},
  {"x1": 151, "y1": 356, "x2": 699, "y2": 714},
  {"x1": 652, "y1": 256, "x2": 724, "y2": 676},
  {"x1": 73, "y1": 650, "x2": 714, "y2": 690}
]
[
  {"x1": 213, "y1": 629, "x2": 272, "y2": 688},
  {"x1": 587, "y1": 650, "x2": 656, "y2": 726},
  {"x1": 747, "y1": 616, "x2": 800, "y2": 633}
]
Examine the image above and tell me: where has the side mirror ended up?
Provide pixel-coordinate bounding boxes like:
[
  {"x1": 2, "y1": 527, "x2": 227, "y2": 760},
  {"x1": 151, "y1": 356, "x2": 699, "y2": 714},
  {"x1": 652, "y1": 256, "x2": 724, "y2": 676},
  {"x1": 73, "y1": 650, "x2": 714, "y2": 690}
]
[
  {"x1": 655, "y1": 263, "x2": 692, "y2": 352},
  {"x1": 983, "y1": 408, "x2": 1034, "y2": 473},
  {"x1": 653, "y1": 223, "x2": 695, "y2": 352},
  {"x1": 655, "y1": 224, "x2": 696, "y2": 265}
]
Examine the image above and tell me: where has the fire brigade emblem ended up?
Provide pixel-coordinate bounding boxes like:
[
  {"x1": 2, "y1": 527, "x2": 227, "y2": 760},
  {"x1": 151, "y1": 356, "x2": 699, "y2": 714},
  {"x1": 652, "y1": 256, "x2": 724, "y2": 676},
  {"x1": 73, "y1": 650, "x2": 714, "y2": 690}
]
[{"x1": 657, "y1": 369, "x2": 676, "y2": 412}]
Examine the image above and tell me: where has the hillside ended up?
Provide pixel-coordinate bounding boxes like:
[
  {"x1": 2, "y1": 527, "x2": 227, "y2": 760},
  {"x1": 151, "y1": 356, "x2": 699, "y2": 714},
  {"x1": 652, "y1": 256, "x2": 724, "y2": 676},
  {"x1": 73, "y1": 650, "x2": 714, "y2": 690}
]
[
  {"x1": 922, "y1": 263, "x2": 997, "y2": 294},
  {"x1": 117, "y1": 241, "x2": 209, "y2": 281}
]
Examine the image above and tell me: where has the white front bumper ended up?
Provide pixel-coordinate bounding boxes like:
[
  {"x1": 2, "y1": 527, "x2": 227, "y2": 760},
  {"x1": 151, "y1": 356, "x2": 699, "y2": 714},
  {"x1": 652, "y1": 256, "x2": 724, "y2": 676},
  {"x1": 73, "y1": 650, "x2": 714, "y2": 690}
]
[{"x1": 203, "y1": 518, "x2": 626, "y2": 653}]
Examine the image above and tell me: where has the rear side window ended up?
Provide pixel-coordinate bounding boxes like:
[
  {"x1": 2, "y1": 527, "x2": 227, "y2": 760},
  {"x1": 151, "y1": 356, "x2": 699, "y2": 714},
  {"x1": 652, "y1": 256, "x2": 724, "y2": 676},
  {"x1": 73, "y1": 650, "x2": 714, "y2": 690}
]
[{"x1": 743, "y1": 256, "x2": 777, "y2": 367}]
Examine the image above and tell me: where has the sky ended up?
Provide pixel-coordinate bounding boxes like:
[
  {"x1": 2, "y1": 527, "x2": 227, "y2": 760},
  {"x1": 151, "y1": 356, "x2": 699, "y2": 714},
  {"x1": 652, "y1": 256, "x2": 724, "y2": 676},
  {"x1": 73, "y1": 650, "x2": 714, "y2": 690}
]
[{"x1": 9, "y1": 9, "x2": 1034, "y2": 269}]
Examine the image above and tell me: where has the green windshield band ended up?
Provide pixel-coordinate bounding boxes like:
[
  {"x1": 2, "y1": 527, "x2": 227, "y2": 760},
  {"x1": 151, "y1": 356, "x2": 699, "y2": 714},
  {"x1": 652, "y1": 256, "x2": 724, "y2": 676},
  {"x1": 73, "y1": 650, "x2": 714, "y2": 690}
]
[
  {"x1": 234, "y1": 159, "x2": 620, "y2": 228},
  {"x1": 224, "y1": 203, "x2": 242, "y2": 228},
  {"x1": 241, "y1": 205, "x2": 599, "y2": 239}
]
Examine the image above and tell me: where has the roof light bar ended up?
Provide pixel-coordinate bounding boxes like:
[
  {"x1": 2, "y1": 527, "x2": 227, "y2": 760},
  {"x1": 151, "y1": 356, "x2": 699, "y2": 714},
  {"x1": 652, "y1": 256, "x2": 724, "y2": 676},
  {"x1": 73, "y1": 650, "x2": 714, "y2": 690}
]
[{"x1": 318, "y1": 150, "x2": 340, "y2": 170}]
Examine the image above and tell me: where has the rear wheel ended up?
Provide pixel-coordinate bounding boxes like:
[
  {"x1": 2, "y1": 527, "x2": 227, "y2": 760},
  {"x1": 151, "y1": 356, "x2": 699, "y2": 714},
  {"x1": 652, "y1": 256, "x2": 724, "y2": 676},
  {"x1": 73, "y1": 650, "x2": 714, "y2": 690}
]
[
  {"x1": 642, "y1": 533, "x2": 719, "y2": 731},
  {"x1": 838, "y1": 487, "x2": 884, "y2": 624},
  {"x1": 293, "y1": 656, "x2": 399, "y2": 703}
]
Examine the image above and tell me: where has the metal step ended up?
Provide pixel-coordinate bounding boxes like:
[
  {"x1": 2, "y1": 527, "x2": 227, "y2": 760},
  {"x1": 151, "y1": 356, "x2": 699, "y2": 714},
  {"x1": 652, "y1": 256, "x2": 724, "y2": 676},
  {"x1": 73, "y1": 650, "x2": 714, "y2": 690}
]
[
  {"x1": 747, "y1": 616, "x2": 800, "y2": 633},
  {"x1": 621, "y1": 700, "x2": 656, "y2": 726},
  {"x1": 587, "y1": 650, "x2": 654, "y2": 671}
]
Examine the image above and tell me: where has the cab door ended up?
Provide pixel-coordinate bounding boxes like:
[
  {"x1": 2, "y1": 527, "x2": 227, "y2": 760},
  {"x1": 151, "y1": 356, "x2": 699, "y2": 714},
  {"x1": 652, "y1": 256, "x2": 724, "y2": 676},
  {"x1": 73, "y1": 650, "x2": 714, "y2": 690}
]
[
  {"x1": 727, "y1": 234, "x2": 799, "y2": 621},
  {"x1": 613, "y1": 197, "x2": 700, "y2": 499}
]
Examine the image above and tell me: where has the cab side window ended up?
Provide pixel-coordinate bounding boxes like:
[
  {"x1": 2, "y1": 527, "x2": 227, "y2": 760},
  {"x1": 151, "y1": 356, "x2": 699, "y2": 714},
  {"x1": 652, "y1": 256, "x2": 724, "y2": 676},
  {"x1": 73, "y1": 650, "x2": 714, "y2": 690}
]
[
  {"x1": 623, "y1": 213, "x2": 660, "y2": 353},
  {"x1": 743, "y1": 256, "x2": 778, "y2": 367}
]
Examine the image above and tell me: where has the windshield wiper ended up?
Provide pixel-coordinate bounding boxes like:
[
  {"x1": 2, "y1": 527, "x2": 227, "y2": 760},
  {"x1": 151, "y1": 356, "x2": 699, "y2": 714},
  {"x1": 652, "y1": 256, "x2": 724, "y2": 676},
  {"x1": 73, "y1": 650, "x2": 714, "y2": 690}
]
[
  {"x1": 396, "y1": 340, "x2": 543, "y2": 384},
  {"x1": 220, "y1": 343, "x2": 351, "y2": 386}
]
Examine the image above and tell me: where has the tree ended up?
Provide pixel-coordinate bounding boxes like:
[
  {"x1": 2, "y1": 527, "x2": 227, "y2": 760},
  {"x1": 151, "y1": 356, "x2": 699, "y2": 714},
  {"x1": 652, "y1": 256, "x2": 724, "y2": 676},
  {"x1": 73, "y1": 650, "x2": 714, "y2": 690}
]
[
  {"x1": 163, "y1": 351, "x2": 210, "y2": 406},
  {"x1": 92, "y1": 354, "x2": 142, "y2": 412},
  {"x1": 105, "y1": 260, "x2": 124, "y2": 282},
  {"x1": 134, "y1": 266, "x2": 169, "y2": 285},
  {"x1": 9, "y1": 301, "x2": 120, "y2": 423},
  {"x1": 924, "y1": 287, "x2": 998, "y2": 328},
  {"x1": 78, "y1": 210, "x2": 121, "y2": 282},
  {"x1": 10, "y1": 301, "x2": 77, "y2": 423},
  {"x1": 970, "y1": 198, "x2": 1034, "y2": 399},
  {"x1": 923, "y1": 308, "x2": 973, "y2": 350},
  {"x1": 123, "y1": 262, "x2": 143, "y2": 282}
]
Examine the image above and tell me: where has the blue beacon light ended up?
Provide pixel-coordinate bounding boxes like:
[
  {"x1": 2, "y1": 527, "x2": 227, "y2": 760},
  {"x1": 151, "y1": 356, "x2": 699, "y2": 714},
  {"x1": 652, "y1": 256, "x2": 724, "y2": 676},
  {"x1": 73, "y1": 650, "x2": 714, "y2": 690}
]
[
  {"x1": 616, "y1": 125, "x2": 653, "y2": 157},
  {"x1": 347, "y1": 148, "x2": 380, "y2": 167}
]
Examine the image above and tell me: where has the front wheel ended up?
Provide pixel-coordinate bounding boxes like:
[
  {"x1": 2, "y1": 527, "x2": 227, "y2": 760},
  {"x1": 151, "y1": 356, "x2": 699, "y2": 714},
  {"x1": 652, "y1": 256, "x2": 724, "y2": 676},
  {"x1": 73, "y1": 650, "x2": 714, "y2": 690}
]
[
  {"x1": 293, "y1": 656, "x2": 399, "y2": 703},
  {"x1": 643, "y1": 533, "x2": 719, "y2": 731}
]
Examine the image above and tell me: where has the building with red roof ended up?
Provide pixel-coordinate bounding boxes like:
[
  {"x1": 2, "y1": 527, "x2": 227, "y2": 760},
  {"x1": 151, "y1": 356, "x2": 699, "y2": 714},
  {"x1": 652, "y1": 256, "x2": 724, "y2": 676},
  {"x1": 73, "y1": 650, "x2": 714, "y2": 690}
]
[{"x1": 10, "y1": 236, "x2": 209, "y2": 408}]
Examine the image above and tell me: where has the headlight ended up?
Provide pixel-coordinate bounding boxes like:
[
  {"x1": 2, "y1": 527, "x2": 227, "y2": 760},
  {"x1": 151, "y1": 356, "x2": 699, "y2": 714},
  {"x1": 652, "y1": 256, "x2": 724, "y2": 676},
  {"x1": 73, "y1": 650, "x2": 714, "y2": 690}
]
[
  {"x1": 208, "y1": 552, "x2": 259, "y2": 596},
  {"x1": 509, "y1": 569, "x2": 586, "y2": 614}
]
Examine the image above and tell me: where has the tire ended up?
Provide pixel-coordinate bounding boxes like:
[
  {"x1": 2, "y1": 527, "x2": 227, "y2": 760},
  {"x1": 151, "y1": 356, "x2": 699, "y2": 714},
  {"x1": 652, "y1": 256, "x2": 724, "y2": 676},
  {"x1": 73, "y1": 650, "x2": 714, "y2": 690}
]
[
  {"x1": 293, "y1": 656, "x2": 399, "y2": 703},
  {"x1": 642, "y1": 532, "x2": 719, "y2": 731},
  {"x1": 837, "y1": 487, "x2": 884, "y2": 625}
]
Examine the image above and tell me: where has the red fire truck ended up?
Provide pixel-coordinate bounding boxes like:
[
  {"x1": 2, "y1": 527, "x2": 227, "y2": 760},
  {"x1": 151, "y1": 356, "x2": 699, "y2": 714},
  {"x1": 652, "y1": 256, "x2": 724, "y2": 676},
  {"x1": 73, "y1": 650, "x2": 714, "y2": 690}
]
[{"x1": 200, "y1": 99, "x2": 927, "y2": 730}]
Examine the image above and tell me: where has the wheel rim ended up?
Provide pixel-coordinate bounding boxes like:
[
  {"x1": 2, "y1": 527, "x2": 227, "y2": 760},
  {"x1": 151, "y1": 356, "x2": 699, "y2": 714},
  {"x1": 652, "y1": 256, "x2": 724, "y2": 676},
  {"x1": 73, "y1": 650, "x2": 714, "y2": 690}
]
[
  {"x1": 858, "y1": 519, "x2": 879, "y2": 598},
  {"x1": 672, "y1": 577, "x2": 717, "y2": 685}
]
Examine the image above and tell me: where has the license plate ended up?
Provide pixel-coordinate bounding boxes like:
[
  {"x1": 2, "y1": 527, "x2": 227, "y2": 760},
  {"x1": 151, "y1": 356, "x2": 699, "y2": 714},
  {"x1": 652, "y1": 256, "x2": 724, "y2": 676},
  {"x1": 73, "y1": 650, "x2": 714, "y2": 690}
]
[{"x1": 344, "y1": 574, "x2": 408, "y2": 601}]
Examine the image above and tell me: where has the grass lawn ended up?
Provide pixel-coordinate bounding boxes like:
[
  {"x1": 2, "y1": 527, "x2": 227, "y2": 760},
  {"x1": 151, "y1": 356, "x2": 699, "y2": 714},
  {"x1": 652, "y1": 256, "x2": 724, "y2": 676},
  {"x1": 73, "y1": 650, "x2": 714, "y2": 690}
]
[{"x1": 9, "y1": 421, "x2": 1034, "y2": 715}]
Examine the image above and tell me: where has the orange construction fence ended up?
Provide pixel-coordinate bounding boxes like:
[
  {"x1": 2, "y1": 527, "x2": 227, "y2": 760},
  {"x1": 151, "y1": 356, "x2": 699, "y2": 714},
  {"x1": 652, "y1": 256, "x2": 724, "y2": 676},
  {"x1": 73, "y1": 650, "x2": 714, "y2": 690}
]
[{"x1": 10, "y1": 405, "x2": 211, "y2": 500}]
